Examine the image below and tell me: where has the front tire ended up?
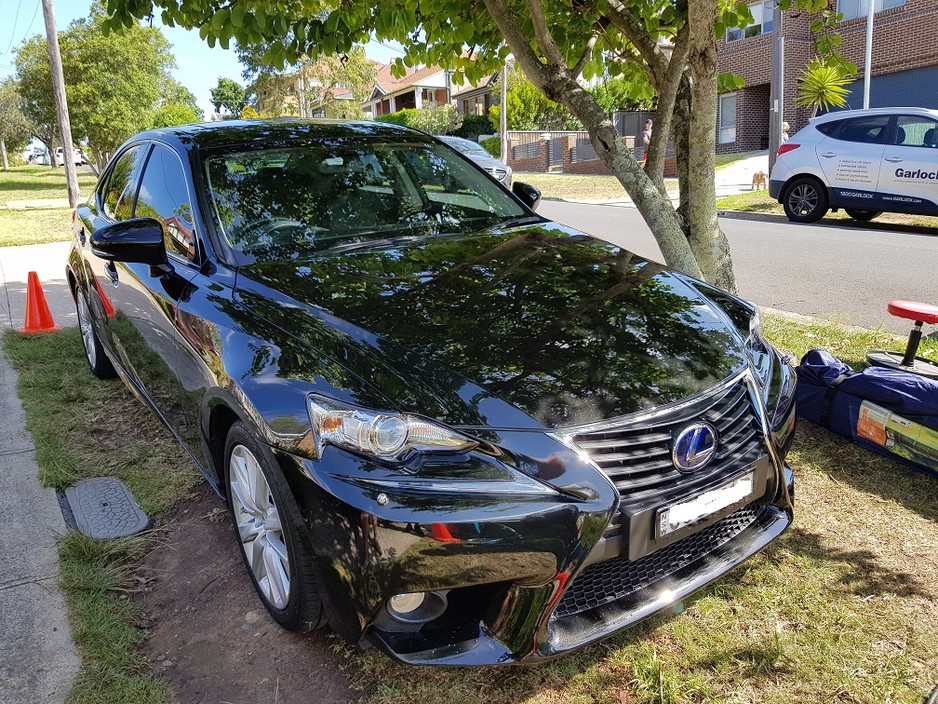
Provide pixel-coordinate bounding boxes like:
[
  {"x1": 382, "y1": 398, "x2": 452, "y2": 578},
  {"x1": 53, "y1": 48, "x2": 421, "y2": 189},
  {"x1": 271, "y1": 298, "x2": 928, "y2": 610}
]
[
  {"x1": 844, "y1": 208, "x2": 881, "y2": 222},
  {"x1": 224, "y1": 421, "x2": 325, "y2": 632},
  {"x1": 783, "y1": 177, "x2": 829, "y2": 223},
  {"x1": 75, "y1": 286, "x2": 116, "y2": 379}
]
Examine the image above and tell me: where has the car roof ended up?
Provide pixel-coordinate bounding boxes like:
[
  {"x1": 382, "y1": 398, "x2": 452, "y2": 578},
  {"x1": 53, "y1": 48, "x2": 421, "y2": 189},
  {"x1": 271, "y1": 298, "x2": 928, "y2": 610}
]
[
  {"x1": 126, "y1": 118, "x2": 428, "y2": 153},
  {"x1": 811, "y1": 106, "x2": 938, "y2": 124}
]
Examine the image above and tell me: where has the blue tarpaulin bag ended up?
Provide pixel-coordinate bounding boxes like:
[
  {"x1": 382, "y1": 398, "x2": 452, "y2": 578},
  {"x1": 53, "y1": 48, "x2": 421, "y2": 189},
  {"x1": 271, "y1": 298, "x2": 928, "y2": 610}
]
[{"x1": 796, "y1": 349, "x2": 938, "y2": 475}]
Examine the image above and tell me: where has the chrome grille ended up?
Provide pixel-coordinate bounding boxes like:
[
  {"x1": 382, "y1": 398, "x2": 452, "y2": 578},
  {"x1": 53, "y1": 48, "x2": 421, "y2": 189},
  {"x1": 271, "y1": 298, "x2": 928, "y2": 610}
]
[{"x1": 571, "y1": 379, "x2": 765, "y2": 533}]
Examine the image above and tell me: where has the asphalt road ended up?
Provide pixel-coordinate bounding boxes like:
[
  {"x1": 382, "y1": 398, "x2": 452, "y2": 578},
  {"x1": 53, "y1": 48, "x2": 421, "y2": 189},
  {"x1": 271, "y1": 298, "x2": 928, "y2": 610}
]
[{"x1": 538, "y1": 200, "x2": 938, "y2": 335}]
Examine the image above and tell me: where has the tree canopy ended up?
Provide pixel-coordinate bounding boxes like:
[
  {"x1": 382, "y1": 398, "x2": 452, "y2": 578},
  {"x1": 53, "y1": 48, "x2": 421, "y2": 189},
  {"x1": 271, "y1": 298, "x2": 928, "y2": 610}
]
[
  {"x1": 101, "y1": 0, "x2": 830, "y2": 290},
  {"x1": 15, "y1": 2, "x2": 191, "y2": 169},
  {"x1": 211, "y1": 77, "x2": 248, "y2": 116},
  {"x1": 0, "y1": 78, "x2": 32, "y2": 167}
]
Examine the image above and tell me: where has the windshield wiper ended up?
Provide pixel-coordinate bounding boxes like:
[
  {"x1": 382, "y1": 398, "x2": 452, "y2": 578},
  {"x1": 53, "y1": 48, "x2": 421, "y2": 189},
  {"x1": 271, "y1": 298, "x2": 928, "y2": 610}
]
[{"x1": 487, "y1": 215, "x2": 542, "y2": 231}]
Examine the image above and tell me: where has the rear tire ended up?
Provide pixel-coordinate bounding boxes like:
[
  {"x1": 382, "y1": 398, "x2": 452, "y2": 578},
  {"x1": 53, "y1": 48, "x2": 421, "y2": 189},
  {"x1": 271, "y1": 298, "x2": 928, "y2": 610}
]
[
  {"x1": 75, "y1": 286, "x2": 116, "y2": 379},
  {"x1": 844, "y1": 208, "x2": 881, "y2": 222},
  {"x1": 224, "y1": 421, "x2": 325, "y2": 632},
  {"x1": 783, "y1": 177, "x2": 829, "y2": 223}
]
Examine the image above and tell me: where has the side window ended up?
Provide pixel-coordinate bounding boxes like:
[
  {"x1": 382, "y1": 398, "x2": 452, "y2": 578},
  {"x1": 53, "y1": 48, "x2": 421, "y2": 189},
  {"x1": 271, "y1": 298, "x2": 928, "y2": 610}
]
[
  {"x1": 833, "y1": 116, "x2": 890, "y2": 144},
  {"x1": 102, "y1": 146, "x2": 146, "y2": 221},
  {"x1": 135, "y1": 145, "x2": 198, "y2": 261},
  {"x1": 816, "y1": 120, "x2": 844, "y2": 136},
  {"x1": 894, "y1": 116, "x2": 938, "y2": 148}
]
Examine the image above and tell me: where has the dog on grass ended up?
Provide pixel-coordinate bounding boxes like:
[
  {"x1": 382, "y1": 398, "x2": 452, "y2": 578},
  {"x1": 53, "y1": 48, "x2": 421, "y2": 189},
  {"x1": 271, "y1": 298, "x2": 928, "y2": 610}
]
[{"x1": 751, "y1": 171, "x2": 768, "y2": 190}]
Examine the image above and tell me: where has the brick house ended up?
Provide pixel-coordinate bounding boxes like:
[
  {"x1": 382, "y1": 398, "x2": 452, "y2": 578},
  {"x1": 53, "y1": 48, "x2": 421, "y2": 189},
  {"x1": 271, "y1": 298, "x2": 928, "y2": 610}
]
[{"x1": 716, "y1": 0, "x2": 938, "y2": 153}]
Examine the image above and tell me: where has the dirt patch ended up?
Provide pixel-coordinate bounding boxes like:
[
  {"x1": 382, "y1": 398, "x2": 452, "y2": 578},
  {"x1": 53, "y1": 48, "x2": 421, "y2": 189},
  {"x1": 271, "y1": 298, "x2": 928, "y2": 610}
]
[{"x1": 135, "y1": 483, "x2": 363, "y2": 704}]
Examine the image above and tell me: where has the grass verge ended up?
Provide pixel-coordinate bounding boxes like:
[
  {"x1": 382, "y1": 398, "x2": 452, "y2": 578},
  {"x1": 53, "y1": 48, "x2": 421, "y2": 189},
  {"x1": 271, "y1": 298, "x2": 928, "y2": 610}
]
[
  {"x1": 2, "y1": 328, "x2": 198, "y2": 704},
  {"x1": 716, "y1": 190, "x2": 938, "y2": 229},
  {"x1": 0, "y1": 208, "x2": 73, "y2": 246},
  {"x1": 517, "y1": 172, "x2": 678, "y2": 201},
  {"x1": 0, "y1": 165, "x2": 97, "y2": 206},
  {"x1": 3, "y1": 316, "x2": 937, "y2": 704}
]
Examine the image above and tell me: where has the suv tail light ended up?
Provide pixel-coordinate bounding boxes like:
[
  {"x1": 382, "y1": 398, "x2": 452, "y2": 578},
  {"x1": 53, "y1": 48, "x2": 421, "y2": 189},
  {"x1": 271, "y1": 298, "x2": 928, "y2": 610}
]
[{"x1": 777, "y1": 143, "x2": 800, "y2": 157}]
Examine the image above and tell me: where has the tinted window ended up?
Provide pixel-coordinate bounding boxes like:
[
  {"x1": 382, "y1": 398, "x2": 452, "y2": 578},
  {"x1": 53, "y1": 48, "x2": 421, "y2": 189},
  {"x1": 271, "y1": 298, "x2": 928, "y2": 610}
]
[
  {"x1": 103, "y1": 146, "x2": 146, "y2": 221},
  {"x1": 204, "y1": 138, "x2": 528, "y2": 262},
  {"x1": 894, "y1": 116, "x2": 938, "y2": 147},
  {"x1": 833, "y1": 116, "x2": 890, "y2": 144},
  {"x1": 816, "y1": 120, "x2": 844, "y2": 136},
  {"x1": 136, "y1": 145, "x2": 197, "y2": 261}
]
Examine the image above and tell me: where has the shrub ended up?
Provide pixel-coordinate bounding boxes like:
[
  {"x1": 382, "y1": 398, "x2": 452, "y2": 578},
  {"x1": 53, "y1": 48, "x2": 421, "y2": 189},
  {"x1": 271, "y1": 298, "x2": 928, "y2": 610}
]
[
  {"x1": 451, "y1": 113, "x2": 491, "y2": 138},
  {"x1": 480, "y1": 136, "x2": 500, "y2": 158}
]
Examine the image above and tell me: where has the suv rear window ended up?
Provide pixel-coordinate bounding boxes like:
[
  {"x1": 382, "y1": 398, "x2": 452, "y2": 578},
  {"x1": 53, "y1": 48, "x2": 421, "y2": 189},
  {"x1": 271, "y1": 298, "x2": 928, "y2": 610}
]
[
  {"x1": 833, "y1": 116, "x2": 890, "y2": 144},
  {"x1": 816, "y1": 120, "x2": 844, "y2": 136}
]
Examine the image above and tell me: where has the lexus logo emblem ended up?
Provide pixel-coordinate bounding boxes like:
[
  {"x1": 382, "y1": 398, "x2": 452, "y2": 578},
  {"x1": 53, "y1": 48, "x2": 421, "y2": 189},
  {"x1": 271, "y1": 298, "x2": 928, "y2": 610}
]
[{"x1": 672, "y1": 422, "x2": 718, "y2": 472}]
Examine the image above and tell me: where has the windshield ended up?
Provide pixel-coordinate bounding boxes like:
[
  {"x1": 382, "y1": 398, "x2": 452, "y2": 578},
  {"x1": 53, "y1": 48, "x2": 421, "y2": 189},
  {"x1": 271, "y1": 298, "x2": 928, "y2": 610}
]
[
  {"x1": 439, "y1": 137, "x2": 490, "y2": 157},
  {"x1": 204, "y1": 137, "x2": 527, "y2": 261}
]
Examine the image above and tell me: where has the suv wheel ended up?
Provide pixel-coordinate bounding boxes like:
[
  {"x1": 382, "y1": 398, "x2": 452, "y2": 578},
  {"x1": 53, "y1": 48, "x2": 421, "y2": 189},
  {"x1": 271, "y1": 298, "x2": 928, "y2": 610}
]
[
  {"x1": 844, "y1": 209, "x2": 881, "y2": 222},
  {"x1": 783, "y1": 177, "x2": 829, "y2": 223}
]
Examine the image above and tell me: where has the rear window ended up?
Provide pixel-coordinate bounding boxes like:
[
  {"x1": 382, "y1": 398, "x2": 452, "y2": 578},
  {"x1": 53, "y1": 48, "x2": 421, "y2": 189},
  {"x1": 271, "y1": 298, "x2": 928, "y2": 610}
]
[
  {"x1": 832, "y1": 116, "x2": 890, "y2": 144},
  {"x1": 816, "y1": 120, "x2": 844, "y2": 136}
]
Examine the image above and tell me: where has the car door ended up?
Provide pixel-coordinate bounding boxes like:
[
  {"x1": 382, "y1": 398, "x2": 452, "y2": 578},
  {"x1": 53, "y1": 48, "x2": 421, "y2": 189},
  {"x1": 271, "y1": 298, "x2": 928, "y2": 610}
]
[
  {"x1": 83, "y1": 143, "x2": 150, "y2": 381},
  {"x1": 876, "y1": 114, "x2": 938, "y2": 213},
  {"x1": 817, "y1": 114, "x2": 890, "y2": 204},
  {"x1": 130, "y1": 143, "x2": 215, "y2": 470}
]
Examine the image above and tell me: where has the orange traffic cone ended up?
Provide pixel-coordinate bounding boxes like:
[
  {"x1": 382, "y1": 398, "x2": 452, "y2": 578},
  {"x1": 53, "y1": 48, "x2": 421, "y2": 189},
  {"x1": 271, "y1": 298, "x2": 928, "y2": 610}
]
[
  {"x1": 19, "y1": 271, "x2": 61, "y2": 334},
  {"x1": 94, "y1": 276, "x2": 115, "y2": 318}
]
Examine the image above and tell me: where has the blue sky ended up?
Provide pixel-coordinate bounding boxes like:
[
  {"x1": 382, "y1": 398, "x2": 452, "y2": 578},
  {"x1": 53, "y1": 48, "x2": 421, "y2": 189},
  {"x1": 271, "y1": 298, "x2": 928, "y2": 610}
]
[{"x1": 0, "y1": 0, "x2": 402, "y2": 117}]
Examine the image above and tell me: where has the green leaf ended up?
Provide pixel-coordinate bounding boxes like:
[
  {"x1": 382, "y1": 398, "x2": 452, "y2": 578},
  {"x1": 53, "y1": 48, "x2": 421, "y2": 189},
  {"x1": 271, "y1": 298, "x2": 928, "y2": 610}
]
[
  {"x1": 255, "y1": 7, "x2": 266, "y2": 31},
  {"x1": 231, "y1": 6, "x2": 244, "y2": 28}
]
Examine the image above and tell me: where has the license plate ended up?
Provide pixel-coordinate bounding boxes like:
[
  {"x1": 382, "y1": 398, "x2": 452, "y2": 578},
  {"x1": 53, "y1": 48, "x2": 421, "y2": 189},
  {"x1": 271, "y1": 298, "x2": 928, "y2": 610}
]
[{"x1": 658, "y1": 472, "x2": 754, "y2": 538}]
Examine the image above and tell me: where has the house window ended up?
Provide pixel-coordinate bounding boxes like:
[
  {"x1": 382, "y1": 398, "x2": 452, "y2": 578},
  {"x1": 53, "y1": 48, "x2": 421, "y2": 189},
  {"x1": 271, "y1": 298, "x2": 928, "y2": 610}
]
[
  {"x1": 719, "y1": 93, "x2": 737, "y2": 144},
  {"x1": 837, "y1": 0, "x2": 904, "y2": 21},
  {"x1": 725, "y1": 1, "x2": 773, "y2": 42}
]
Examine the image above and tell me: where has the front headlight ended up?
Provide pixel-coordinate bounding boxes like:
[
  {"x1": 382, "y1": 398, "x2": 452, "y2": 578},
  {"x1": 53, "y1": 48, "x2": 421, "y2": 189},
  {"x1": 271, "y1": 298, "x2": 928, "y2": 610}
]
[{"x1": 307, "y1": 395, "x2": 477, "y2": 463}]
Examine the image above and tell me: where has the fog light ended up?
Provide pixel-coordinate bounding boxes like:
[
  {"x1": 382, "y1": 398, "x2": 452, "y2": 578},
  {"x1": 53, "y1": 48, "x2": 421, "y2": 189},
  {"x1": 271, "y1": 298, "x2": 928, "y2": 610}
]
[
  {"x1": 385, "y1": 590, "x2": 448, "y2": 624},
  {"x1": 388, "y1": 592, "x2": 426, "y2": 615}
]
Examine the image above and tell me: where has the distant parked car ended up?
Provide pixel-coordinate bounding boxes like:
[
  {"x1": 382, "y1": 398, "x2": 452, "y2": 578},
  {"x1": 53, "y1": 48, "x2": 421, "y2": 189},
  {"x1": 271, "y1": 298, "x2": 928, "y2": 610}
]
[
  {"x1": 770, "y1": 107, "x2": 938, "y2": 223},
  {"x1": 54, "y1": 147, "x2": 87, "y2": 166},
  {"x1": 23, "y1": 148, "x2": 51, "y2": 165},
  {"x1": 436, "y1": 135, "x2": 512, "y2": 186}
]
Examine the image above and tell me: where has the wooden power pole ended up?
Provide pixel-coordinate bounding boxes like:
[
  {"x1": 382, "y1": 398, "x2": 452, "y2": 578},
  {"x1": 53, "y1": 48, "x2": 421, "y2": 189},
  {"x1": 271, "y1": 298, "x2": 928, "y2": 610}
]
[{"x1": 41, "y1": 0, "x2": 80, "y2": 208}]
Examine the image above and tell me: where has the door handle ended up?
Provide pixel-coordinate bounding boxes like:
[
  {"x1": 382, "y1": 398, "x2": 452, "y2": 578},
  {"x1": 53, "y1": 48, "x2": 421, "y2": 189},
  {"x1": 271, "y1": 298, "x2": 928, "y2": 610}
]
[
  {"x1": 104, "y1": 261, "x2": 119, "y2": 286},
  {"x1": 884, "y1": 156, "x2": 904, "y2": 163},
  {"x1": 820, "y1": 152, "x2": 837, "y2": 158}
]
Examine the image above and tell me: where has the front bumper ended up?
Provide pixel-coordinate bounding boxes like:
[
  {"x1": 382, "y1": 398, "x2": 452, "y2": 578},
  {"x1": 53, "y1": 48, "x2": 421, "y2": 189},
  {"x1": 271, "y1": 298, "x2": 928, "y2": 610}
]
[{"x1": 274, "y1": 413, "x2": 794, "y2": 665}]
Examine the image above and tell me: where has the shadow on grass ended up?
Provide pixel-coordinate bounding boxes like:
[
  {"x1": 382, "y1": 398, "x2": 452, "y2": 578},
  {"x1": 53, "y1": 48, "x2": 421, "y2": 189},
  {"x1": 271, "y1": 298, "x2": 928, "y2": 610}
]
[
  {"x1": 783, "y1": 525, "x2": 933, "y2": 599},
  {"x1": 795, "y1": 422, "x2": 938, "y2": 525}
]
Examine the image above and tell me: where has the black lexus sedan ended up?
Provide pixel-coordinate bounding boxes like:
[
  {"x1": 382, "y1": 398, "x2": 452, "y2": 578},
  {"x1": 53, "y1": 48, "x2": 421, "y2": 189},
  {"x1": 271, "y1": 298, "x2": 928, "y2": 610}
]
[{"x1": 66, "y1": 120, "x2": 796, "y2": 665}]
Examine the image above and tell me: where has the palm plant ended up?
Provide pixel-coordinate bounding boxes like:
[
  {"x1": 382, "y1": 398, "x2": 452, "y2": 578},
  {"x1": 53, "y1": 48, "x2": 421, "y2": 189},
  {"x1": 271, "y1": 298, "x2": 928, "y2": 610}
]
[{"x1": 796, "y1": 59, "x2": 854, "y2": 116}]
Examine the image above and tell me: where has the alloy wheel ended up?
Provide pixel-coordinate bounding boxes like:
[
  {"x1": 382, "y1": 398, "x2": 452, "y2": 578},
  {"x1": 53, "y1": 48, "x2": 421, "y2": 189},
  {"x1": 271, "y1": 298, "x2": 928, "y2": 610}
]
[
  {"x1": 76, "y1": 289, "x2": 96, "y2": 369},
  {"x1": 787, "y1": 183, "x2": 818, "y2": 217},
  {"x1": 228, "y1": 444, "x2": 291, "y2": 609}
]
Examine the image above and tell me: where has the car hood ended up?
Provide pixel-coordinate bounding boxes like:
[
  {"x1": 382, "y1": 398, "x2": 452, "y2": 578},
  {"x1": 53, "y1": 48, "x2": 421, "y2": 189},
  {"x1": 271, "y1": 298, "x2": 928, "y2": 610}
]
[
  {"x1": 465, "y1": 154, "x2": 509, "y2": 171},
  {"x1": 236, "y1": 224, "x2": 749, "y2": 429}
]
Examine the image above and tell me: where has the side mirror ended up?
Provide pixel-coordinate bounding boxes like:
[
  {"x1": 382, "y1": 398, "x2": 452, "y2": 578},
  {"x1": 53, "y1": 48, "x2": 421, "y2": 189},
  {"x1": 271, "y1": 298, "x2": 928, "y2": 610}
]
[
  {"x1": 90, "y1": 218, "x2": 168, "y2": 267},
  {"x1": 512, "y1": 182, "x2": 541, "y2": 212}
]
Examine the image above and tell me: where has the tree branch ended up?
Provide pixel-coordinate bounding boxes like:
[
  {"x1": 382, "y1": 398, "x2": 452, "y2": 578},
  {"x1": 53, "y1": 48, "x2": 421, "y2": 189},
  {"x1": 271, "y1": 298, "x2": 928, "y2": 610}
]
[
  {"x1": 603, "y1": 0, "x2": 668, "y2": 85},
  {"x1": 571, "y1": 26, "x2": 603, "y2": 79},
  {"x1": 523, "y1": 0, "x2": 567, "y2": 67}
]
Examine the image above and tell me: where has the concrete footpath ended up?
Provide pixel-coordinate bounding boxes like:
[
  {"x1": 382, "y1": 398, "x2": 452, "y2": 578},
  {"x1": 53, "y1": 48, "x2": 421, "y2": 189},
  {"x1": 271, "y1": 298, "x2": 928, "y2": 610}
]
[{"x1": 0, "y1": 242, "x2": 80, "y2": 703}]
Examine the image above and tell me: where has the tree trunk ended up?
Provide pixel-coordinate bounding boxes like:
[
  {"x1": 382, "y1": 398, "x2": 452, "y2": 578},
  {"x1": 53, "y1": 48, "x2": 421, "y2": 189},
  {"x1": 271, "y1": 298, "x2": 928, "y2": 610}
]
[
  {"x1": 0, "y1": 139, "x2": 8, "y2": 169},
  {"x1": 685, "y1": 0, "x2": 736, "y2": 293},
  {"x1": 672, "y1": 78, "x2": 692, "y2": 224},
  {"x1": 556, "y1": 78, "x2": 704, "y2": 280}
]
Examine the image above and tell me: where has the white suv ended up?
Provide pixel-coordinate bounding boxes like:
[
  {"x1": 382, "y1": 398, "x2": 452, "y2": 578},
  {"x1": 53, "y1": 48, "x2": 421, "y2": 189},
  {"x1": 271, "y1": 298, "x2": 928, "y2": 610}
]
[{"x1": 770, "y1": 107, "x2": 938, "y2": 223}]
